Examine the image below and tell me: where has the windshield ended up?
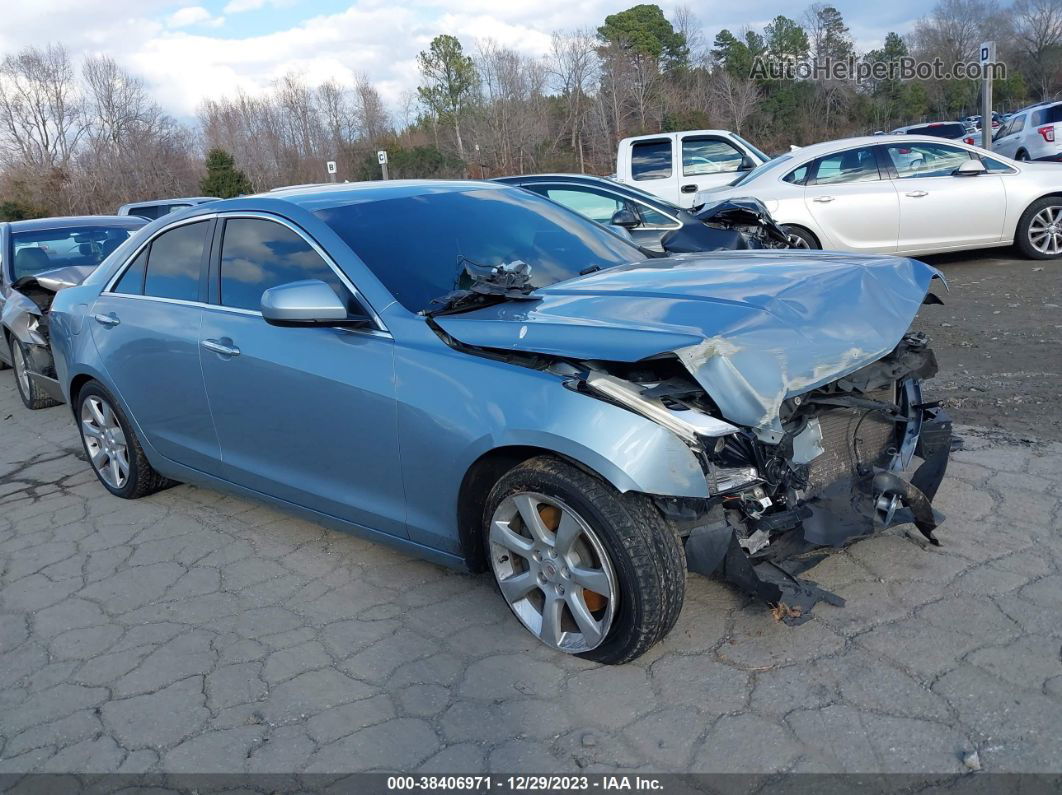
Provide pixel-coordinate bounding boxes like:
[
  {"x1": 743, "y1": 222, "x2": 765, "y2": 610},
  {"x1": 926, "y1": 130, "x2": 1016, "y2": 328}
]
[
  {"x1": 731, "y1": 133, "x2": 770, "y2": 163},
  {"x1": 729, "y1": 155, "x2": 791, "y2": 187},
  {"x1": 11, "y1": 225, "x2": 140, "y2": 280},
  {"x1": 315, "y1": 186, "x2": 645, "y2": 313}
]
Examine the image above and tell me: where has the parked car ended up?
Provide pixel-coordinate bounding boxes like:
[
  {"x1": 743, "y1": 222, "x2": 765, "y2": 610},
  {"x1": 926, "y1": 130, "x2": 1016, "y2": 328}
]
[
  {"x1": 0, "y1": 215, "x2": 146, "y2": 409},
  {"x1": 493, "y1": 174, "x2": 790, "y2": 251},
  {"x1": 695, "y1": 134, "x2": 1062, "y2": 258},
  {"x1": 48, "y1": 181, "x2": 951, "y2": 662},
  {"x1": 891, "y1": 121, "x2": 976, "y2": 145},
  {"x1": 614, "y1": 130, "x2": 770, "y2": 207},
  {"x1": 992, "y1": 101, "x2": 1062, "y2": 162},
  {"x1": 117, "y1": 196, "x2": 218, "y2": 220}
]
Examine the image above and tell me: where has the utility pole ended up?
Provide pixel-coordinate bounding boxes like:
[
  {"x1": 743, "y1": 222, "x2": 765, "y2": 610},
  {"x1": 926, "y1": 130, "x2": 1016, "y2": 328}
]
[
  {"x1": 377, "y1": 150, "x2": 389, "y2": 180},
  {"x1": 980, "y1": 41, "x2": 995, "y2": 151}
]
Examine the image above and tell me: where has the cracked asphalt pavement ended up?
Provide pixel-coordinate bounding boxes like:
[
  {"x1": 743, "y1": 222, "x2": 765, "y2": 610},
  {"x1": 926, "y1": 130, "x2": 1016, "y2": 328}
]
[{"x1": 1, "y1": 257, "x2": 1061, "y2": 775}]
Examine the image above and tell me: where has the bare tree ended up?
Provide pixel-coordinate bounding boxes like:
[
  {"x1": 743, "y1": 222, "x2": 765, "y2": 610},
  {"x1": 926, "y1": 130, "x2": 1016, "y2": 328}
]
[
  {"x1": 710, "y1": 71, "x2": 761, "y2": 134},
  {"x1": 1011, "y1": 0, "x2": 1062, "y2": 98},
  {"x1": 0, "y1": 44, "x2": 84, "y2": 169}
]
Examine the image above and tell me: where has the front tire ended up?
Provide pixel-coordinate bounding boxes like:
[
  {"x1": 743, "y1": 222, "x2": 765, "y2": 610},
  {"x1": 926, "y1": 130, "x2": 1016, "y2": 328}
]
[
  {"x1": 482, "y1": 456, "x2": 685, "y2": 664},
  {"x1": 1016, "y1": 197, "x2": 1062, "y2": 259},
  {"x1": 9, "y1": 338, "x2": 60, "y2": 410},
  {"x1": 782, "y1": 225, "x2": 819, "y2": 249},
  {"x1": 76, "y1": 381, "x2": 172, "y2": 499}
]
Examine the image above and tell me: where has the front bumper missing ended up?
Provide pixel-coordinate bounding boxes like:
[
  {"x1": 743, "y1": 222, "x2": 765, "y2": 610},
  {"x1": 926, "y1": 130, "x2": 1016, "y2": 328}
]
[{"x1": 684, "y1": 407, "x2": 953, "y2": 624}]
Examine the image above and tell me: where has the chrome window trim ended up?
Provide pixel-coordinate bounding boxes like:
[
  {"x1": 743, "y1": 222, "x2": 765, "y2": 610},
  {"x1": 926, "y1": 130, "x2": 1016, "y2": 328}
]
[
  {"x1": 534, "y1": 180, "x2": 682, "y2": 230},
  {"x1": 102, "y1": 210, "x2": 389, "y2": 335}
]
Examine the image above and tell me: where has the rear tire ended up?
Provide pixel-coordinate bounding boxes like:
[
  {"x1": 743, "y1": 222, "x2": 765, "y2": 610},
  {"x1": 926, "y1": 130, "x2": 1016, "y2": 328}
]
[
  {"x1": 76, "y1": 381, "x2": 173, "y2": 499},
  {"x1": 1016, "y1": 196, "x2": 1062, "y2": 259},
  {"x1": 9, "y1": 338, "x2": 60, "y2": 410},
  {"x1": 482, "y1": 456, "x2": 685, "y2": 664},
  {"x1": 1016, "y1": 149, "x2": 1030, "y2": 162},
  {"x1": 782, "y1": 225, "x2": 819, "y2": 249}
]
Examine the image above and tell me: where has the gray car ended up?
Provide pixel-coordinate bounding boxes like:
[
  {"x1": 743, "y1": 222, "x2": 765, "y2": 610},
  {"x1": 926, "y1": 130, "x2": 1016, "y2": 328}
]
[
  {"x1": 47, "y1": 181, "x2": 952, "y2": 662},
  {"x1": 0, "y1": 215, "x2": 146, "y2": 409}
]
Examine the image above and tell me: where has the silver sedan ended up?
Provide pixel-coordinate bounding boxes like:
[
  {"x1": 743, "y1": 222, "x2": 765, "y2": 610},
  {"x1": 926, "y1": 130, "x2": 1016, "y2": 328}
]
[{"x1": 696, "y1": 134, "x2": 1062, "y2": 259}]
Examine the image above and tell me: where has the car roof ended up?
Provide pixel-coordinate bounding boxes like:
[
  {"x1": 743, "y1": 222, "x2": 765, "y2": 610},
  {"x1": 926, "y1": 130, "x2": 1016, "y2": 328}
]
[
  {"x1": 780, "y1": 134, "x2": 973, "y2": 161},
  {"x1": 120, "y1": 197, "x2": 218, "y2": 208},
  {"x1": 247, "y1": 179, "x2": 508, "y2": 211},
  {"x1": 620, "y1": 130, "x2": 733, "y2": 143},
  {"x1": 6, "y1": 215, "x2": 148, "y2": 232}
]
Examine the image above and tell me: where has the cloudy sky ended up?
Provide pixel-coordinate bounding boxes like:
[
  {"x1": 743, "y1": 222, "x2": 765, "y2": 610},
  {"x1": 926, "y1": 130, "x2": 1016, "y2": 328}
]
[{"x1": 0, "y1": 0, "x2": 928, "y2": 119}]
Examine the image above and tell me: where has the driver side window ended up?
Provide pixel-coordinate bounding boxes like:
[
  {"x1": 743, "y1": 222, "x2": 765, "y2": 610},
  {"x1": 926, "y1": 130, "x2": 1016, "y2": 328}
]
[{"x1": 218, "y1": 218, "x2": 346, "y2": 312}]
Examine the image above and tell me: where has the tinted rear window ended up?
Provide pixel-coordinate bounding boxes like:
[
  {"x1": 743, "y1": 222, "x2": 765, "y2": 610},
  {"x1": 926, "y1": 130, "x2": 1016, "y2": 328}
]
[
  {"x1": 630, "y1": 140, "x2": 672, "y2": 180},
  {"x1": 1033, "y1": 104, "x2": 1062, "y2": 125},
  {"x1": 143, "y1": 221, "x2": 210, "y2": 301},
  {"x1": 908, "y1": 123, "x2": 966, "y2": 139}
]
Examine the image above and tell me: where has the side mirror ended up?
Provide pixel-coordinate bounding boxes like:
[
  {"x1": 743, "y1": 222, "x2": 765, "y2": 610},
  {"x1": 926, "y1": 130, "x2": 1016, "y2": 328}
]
[
  {"x1": 609, "y1": 208, "x2": 640, "y2": 229},
  {"x1": 738, "y1": 155, "x2": 756, "y2": 171},
  {"x1": 261, "y1": 279, "x2": 371, "y2": 327},
  {"x1": 953, "y1": 159, "x2": 987, "y2": 177}
]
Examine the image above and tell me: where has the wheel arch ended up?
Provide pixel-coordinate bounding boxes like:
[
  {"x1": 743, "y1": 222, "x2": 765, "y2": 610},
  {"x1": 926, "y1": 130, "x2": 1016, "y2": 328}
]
[
  {"x1": 781, "y1": 223, "x2": 821, "y2": 248},
  {"x1": 1016, "y1": 191, "x2": 1062, "y2": 237},
  {"x1": 456, "y1": 445, "x2": 608, "y2": 573}
]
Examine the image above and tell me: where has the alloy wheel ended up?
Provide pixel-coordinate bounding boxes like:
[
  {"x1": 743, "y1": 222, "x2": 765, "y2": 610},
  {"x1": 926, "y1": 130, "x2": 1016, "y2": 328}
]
[
  {"x1": 787, "y1": 233, "x2": 811, "y2": 249},
  {"x1": 489, "y1": 492, "x2": 617, "y2": 653},
  {"x1": 1028, "y1": 205, "x2": 1062, "y2": 255},
  {"x1": 80, "y1": 395, "x2": 130, "y2": 489},
  {"x1": 11, "y1": 343, "x2": 30, "y2": 398}
]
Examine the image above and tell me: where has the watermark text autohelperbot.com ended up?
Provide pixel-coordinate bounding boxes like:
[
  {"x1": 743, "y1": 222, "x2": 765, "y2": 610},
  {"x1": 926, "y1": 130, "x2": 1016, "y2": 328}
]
[{"x1": 750, "y1": 56, "x2": 1006, "y2": 82}]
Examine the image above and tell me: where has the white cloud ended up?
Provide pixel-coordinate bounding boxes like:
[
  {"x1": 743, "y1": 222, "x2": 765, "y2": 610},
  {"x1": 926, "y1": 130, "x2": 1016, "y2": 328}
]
[
  {"x1": 223, "y1": 0, "x2": 294, "y2": 14},
  {"x1": 167, "y1": 6, "x2": 224, "y2": 28}
]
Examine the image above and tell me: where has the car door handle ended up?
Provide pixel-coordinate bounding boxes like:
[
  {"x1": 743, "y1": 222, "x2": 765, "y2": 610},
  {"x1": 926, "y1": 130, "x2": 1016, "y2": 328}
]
[
  {"x1": 680, "y1": 184, "x2": 698, "y2": 193},
  {"x1": 812, "y1": 195, "x2": 835, "y2": 203},
  {"x1": 201, "y1": 339, "x2": 240, "y2": 357},
  {"x1": 93, "y1": 313, "x2": 120, "y2": 327},
  {"x1": 905, "y1": 190, "x2": 929, "y2": 198}
]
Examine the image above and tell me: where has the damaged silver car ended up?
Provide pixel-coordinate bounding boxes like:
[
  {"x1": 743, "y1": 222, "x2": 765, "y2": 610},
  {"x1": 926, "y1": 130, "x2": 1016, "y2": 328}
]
[
  {"x1": 0, "y1": 216, "x2": 146, "y2": 409},
  {"x1": 47, "y1": 182, "x2": 951, "y2": 663}
]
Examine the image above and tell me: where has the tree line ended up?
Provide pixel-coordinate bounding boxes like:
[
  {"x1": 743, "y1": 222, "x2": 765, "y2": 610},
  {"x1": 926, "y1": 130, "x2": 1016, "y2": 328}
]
[{"x1": 3, "y1": 0, "x2": 1062, "y2": 219}]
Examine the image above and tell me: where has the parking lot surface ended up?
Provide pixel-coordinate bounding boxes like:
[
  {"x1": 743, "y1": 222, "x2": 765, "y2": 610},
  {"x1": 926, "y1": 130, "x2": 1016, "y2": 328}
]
[{"x1": 1, "y1": 252, "x2": 1060, "y2": 775}]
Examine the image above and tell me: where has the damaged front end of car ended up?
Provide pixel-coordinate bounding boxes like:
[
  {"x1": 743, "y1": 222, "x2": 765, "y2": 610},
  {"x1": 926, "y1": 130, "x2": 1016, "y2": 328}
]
[
  {"x1": 2, "y1": 265, "x2": 93, "y2": 404},
  {"x1": 435, "y1": 251, "x2": 952, "y2": 622},
  {"x1": 558, "y1": 333, "x2": 951, "y2": 623}
]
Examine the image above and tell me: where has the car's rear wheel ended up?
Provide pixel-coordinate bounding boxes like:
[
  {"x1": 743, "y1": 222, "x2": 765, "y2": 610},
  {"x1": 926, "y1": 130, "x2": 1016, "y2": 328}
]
[
  {"x1": 76, "y1": 381, "x2": 172, "y2": 499},
  {"x1": 1016, "y1": 149, "x2": 1030, "y2": 162},
  {"x1": 9, "y1": 338, "x2": 60, "y2": 410},
  {"x1": 1017, "y1": 197, "x2": 1062, "y2": 259},
  {"x1": 782, "y1": 225, "x2": 819, "y2": 249},
  {"x1": 483, "y1": 456, "x2": 685, "y2": 664}
]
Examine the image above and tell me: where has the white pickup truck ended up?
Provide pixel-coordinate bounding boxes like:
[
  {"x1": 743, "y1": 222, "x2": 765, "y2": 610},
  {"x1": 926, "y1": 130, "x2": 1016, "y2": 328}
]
[{"x1": 614, "y1": 130, "x2": 770, "y2": 207}]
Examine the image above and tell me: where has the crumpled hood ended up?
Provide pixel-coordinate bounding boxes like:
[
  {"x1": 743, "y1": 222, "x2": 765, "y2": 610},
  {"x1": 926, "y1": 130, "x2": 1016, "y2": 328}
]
[{"x1": 435, "y1": 250, "x2": 942, "y2": 441}]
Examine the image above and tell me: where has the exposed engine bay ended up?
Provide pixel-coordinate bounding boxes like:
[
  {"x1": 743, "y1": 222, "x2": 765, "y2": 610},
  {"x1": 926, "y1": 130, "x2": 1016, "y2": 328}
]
[{"x1": 555, "y1": 333, "x2": 951, "y2": 622}]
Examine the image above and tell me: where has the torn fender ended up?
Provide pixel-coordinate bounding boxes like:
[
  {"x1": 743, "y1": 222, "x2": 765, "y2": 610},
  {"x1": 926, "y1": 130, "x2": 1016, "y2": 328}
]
[{"x1": 436, "y1": 251, "x2": 942, "y2": 441}]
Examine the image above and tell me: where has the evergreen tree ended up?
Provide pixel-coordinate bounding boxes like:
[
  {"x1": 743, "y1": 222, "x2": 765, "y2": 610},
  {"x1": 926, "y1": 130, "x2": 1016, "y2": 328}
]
[{"x1": 200, "y1": 148, "x2": 251, "y2": 198}]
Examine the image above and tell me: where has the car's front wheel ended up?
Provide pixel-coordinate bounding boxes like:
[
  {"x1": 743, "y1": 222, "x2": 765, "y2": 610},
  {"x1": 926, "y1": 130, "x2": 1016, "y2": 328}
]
[
  {"x1": 9, "y1": 338, "x2": 60, "y2": 410},
  {"x1": 483, "y1": 456, "x2": 685, "y2": 664},
  {"x1": 1017, "y1": 197, "x2": 1062, "y2": 259},
  {"x1": 76, "y1": 381, "x2": 172, "y2": 499}
]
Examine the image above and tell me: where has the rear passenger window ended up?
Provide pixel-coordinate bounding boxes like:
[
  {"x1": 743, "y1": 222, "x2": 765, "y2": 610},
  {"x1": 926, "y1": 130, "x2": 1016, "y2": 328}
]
[
  {"x1": 143, "y1": 221, "x2": 210, "y2": 301},
  {"x1": 113, "y1": 248, "x2": 148, "y2": 295},
  {"x1": 219, "y1": 218, "x2": 343, "y2": 312},
  {"x1": 631, "y1": 140, "x2": 672, "y2": 180}
]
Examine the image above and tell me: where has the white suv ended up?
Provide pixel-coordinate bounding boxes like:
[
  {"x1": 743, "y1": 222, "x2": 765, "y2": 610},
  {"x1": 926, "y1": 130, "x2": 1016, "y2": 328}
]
[{"x1": 992, "y1": 102, "x2": 1062, "y2": 162}]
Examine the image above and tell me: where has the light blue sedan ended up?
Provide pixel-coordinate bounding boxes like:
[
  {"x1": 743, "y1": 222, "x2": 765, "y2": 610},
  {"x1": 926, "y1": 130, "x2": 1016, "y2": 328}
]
[{"x1": 48, "y1": 180, "x2": 952, "y2": 662}]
